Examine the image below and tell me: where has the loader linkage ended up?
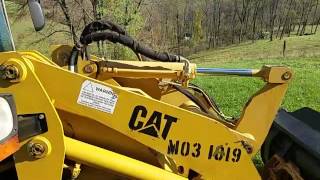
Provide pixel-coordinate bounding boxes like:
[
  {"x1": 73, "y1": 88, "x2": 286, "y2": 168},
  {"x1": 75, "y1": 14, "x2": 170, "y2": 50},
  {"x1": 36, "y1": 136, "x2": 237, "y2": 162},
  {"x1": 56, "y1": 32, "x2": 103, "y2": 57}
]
[{"x1": 0, "y1": 50, "x2": 292, "y2": 179}]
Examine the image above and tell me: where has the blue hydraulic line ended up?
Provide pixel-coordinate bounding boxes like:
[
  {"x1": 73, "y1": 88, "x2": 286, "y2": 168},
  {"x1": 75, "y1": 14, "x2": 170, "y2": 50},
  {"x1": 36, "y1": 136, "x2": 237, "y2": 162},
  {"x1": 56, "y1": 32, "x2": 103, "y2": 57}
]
[{"x1": 197, "y1": 68, "x2": 254, "y2": 77}]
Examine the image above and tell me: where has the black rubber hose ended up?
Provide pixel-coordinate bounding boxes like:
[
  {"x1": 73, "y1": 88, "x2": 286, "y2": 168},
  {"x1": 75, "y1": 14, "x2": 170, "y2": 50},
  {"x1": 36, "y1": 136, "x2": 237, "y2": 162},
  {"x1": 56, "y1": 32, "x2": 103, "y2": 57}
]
[
  {"x1": 69, "y1": 46, "x2": 79, "y2": 72},
  {"x1": 172, "y1": 85, "x2": 210, "y2": 114},
  {"x1": 80, "y1": 31, "x2": 180, "y2": 62},
  {"x1": 79, "y1": 20, "x2": 126, "y2": 43}
]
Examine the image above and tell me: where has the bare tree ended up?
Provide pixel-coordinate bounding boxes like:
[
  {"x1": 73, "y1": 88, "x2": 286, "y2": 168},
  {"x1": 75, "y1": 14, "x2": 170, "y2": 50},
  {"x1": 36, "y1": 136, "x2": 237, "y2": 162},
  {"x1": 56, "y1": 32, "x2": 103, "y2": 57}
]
[
  {"x1": 311, "y1": 0, "x2": 319, "y2": 34},
  {"x1": 56, "y1": 0, "x2": 78, "y2": 43},
  {"x1": 280, "y1": 0, "x2": 294, "y2": 39},
  {"x1": 269, "y1": 0, "x2": 280, "y2": 41},
  {"x1": 252, "y1": 0, "x2": 262, "y2": 42}
]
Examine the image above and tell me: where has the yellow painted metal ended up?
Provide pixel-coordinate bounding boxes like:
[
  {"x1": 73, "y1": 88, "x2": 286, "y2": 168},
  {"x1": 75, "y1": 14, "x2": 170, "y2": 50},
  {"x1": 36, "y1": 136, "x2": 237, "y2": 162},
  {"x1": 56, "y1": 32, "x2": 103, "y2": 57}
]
[
  {"x1": 0, "y1": 52, "x2": 65, "y2": 180},
  {"x1": 26, "y1": 53, "x2": 262, "y2": 179},
  {"x1": 0, "y1": 49, "x2": 292, "y2": 179},
  {"x1": 65, "y1": 136, "x2": 187, "y2": 180},
  {"x1": 98, "y1": 60, "x2": 197, "y2": 72},
  {"x1": 101, "y1": 67, "x2": 183, "y2": 79},
  {"x1": 96, "y1": 60, "x2": 197, "y2": 82},
  {"x1": 109, "y1": 77, "x2": 162, "y2": 99},
  {"x1": 57, "y1": 109, "x2": 161, "y2": 167},
  {"x1": 236, "y1": 66, "x2": 292, "y2": 155}
]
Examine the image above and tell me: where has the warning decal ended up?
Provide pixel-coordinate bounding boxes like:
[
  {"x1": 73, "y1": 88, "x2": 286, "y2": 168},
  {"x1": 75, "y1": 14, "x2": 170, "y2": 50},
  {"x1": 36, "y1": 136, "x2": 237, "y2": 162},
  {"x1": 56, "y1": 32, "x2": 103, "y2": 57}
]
[{"x1": 77, "y1": 80, "x2": 118, "y2": 114}]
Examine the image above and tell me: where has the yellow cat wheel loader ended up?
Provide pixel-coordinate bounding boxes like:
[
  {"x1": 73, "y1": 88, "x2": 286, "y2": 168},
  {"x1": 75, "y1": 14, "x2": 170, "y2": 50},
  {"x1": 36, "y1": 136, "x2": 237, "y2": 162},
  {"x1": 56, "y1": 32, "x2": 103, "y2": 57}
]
[{"x1": 0, "y1": 0, "x2": 319, "y2": 179}]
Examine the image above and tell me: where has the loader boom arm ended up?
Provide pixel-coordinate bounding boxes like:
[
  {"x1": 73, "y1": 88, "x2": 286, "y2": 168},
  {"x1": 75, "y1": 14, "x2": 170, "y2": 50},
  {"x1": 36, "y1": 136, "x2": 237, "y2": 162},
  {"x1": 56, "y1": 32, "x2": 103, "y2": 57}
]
[{"x1": 0, "y1": 50, "x2": 292, "y2": 179}]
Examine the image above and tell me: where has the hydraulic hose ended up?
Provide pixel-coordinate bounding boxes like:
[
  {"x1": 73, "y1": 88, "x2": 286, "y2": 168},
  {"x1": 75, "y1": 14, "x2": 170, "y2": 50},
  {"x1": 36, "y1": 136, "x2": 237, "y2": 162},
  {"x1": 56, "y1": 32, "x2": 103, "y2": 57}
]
[
  {"x1": 79, "y1": 20, "x2": 126, "y2": 42},
  {"x1": 69, "y1": 46, "x2": 79, "y2": 72},
  {"x1": 80, "y1": 31, "x2": 181, "y2": 62},
  {"x1": 69, "y1": 20, "x2": 182, "y2": 71}
]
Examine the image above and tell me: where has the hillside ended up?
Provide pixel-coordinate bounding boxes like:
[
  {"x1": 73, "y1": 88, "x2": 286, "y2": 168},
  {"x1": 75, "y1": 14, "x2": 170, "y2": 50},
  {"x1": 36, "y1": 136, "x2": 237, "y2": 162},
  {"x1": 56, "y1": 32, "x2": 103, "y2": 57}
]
[
  {"x1": 190, "y1": 31, "x2": 320, "y2": 63},
  {"x1": 5, "y1": 1, "x2": 70, "y2": 55}
]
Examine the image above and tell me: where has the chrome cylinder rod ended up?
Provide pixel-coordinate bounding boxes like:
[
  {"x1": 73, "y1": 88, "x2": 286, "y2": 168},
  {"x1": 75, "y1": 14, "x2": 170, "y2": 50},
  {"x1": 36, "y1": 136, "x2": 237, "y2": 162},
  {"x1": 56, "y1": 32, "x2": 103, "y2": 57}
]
[{"x1": 197, "y1": 68, "x2": 259, "y2": 77}]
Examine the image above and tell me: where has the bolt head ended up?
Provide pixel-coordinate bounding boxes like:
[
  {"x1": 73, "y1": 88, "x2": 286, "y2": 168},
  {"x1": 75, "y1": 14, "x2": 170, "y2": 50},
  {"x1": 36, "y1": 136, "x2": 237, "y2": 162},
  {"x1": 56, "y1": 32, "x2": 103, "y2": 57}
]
[
  {"x1": 178, "y1": 166, "x2": 184, "y2": 174},
  {"x1": 28, "y1": 143, "x2": 45, "y2": 159},
  {"x1": 282, "y1": 72, "x2": 292, "y2": 80},
  {"x1": 84, "y1": 65, "x2": 94, "y2": 73},
  {"x1": 38, "y1": 114, "x2": 45, "y2": 120},
  {"x1": 5, "y1": 66, "x2": 19, "y2": 80}
]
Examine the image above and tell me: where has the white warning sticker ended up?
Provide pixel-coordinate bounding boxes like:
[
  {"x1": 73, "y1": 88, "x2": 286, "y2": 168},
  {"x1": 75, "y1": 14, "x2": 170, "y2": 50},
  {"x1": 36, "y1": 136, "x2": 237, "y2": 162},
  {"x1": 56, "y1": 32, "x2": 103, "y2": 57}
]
[{"x1": 77, "y1": 80, "x2": 118, "y2": 114}]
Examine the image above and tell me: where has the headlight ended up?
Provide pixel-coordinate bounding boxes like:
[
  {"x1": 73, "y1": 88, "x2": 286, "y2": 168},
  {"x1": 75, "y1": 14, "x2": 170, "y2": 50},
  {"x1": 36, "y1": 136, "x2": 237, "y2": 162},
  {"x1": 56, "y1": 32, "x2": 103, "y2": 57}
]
[
  {"x1": 0, "y1": 94, "x2": 19, "y2": 161},
  {"x1": 0, "y1": 97, "x2": 14, "y2": 141}
]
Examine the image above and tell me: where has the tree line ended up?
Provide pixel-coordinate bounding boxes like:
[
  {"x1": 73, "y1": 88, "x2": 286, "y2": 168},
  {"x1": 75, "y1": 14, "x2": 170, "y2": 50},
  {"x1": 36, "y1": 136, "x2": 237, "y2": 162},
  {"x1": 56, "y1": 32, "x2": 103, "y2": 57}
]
[
  {"x1": 13, "y1": 0, "x2": 320, "y2": 58},
  {"x1": 146, "y1": 0, "x2": 320, "y2": 55}
]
